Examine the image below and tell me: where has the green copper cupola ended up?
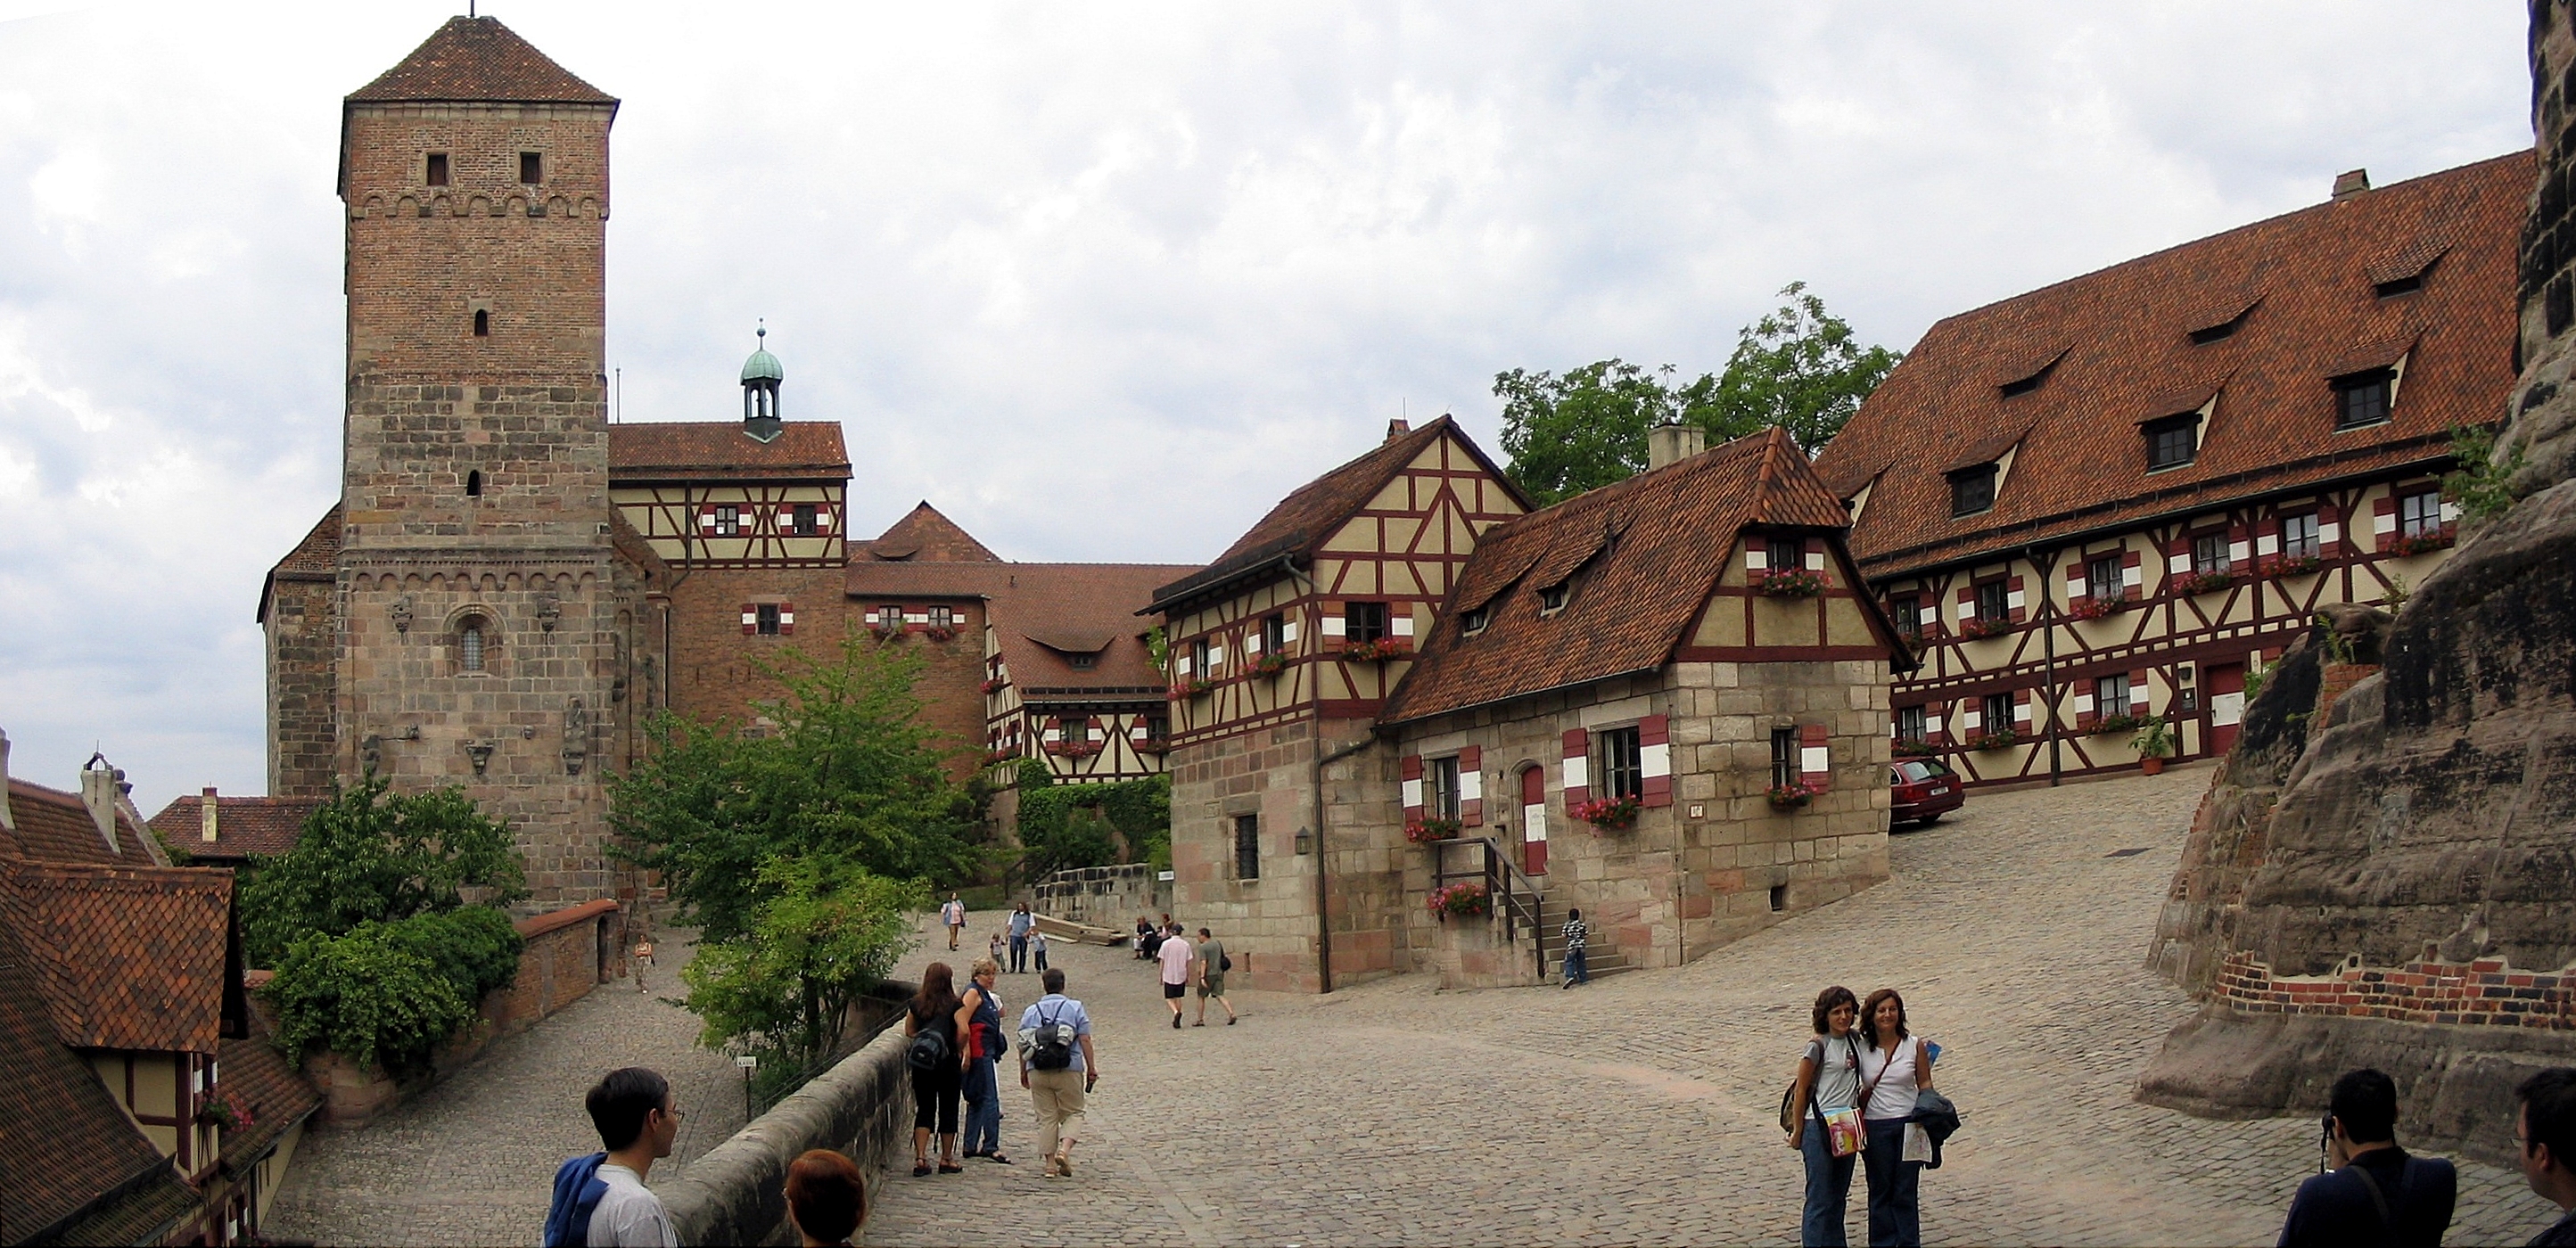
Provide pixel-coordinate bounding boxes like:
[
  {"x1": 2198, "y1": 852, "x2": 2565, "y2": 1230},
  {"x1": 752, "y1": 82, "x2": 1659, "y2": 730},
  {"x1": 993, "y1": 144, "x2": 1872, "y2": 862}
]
[{"x1": 742, "y1": 321, "x2": 783, "y2": 442}]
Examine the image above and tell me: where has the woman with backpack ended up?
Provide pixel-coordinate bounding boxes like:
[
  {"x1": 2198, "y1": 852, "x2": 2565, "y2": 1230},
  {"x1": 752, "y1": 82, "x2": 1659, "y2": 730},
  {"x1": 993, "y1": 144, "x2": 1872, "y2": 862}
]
[
  {"x1": 903, "y1": 963, "x2": 967, "y2": 1177},
  {"x1": 1856, "y1": 988, "x2": 1935, "y2": 1247},
  {"x1": 1786, "y1": 985, "x2": 1864, "y2": 1246},
  {"x1": 959, "y1": 958, "x2": 1010, "y2": 1163}
]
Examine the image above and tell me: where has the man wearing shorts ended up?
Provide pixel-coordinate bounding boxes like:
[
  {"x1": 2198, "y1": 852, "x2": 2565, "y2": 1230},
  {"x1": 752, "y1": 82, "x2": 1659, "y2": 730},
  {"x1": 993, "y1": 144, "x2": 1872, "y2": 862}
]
[
  {"x1": 1192, "y1": 926, "x2": 1236, "y2": 1026},
  {"x1": 1156, "y1": 923, "x2": 1193, "y2": 1029}
]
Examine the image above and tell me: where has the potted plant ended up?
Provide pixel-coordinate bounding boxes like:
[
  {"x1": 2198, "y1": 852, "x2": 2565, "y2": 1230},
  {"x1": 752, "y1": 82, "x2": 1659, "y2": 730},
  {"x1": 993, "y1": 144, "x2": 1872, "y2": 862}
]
[
  {"x1": 1571, "y1": 795, "x2": 1640, "y2": 833},
  {"x1": 2131, "y1": 715, "x2": 2175, "y2": 775},
  {"x1": 1252, "y1": 652, "x2": 1292, "y2": 678},
  {"x1": 1426, "y1": 881, "x2": 1490, "y2": 918},
  {"x1": 1750, "y1": 567, "x2": 1826, "y2": 598},
  {"x1": 1767, "y1": 778, "x2": 1823, "y2": 810},
  {"x1": 1404, "y1": 816, "x2": 1462, "y2": 844}
]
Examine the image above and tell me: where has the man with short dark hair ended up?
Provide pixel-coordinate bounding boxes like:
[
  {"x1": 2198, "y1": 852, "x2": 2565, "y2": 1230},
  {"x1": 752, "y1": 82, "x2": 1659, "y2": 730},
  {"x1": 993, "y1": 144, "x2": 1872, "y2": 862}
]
[
  {"x1": 545, "y1": 1067, "x2": 680, "y2": 1247},
  {"x1": 1192, "y1": 926, "x2": 1236, "y2": 1026},
  {"x1": 2516, "y1": 1067, "x2": 2576, "y2": 1246},
  {"x1": 1156, "y1": 922, "x2": 1193, "y2": 1029},
  {"x1": 2278, "y1": 1068, "x2": 2456, "y2": 1248}
]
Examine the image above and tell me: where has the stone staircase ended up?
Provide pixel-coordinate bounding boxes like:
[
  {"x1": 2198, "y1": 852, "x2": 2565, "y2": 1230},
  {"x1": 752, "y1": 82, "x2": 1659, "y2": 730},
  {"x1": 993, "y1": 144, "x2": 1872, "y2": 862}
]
[{"x1": 1531, "y1": 895, "x2": 1634, "y2": 984}]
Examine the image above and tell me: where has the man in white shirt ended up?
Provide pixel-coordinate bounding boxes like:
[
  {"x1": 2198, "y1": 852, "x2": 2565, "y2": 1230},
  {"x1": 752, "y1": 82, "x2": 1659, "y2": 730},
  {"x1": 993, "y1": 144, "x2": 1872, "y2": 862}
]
[
  {"x1": 586, "y1": 1067, "x2": 681, "y2": 1247},
  {"x1": 1156, "y1": 923, "x2": 1194, "y2": 1030}
]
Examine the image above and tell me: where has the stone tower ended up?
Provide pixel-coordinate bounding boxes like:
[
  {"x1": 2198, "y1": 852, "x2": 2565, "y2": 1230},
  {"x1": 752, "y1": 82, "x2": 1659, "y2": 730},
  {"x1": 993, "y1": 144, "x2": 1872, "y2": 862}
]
[{"x1": 332, "y1": 17, "x2": 634, "y2": 904}]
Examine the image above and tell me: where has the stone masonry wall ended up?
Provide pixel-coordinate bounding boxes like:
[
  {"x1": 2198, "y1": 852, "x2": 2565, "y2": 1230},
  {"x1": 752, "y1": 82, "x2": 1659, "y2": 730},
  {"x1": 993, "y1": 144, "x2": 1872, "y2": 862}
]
[
  {"x1": 266, "y1": 575, "x2": 338, "y2": 800},
  {"x1": 1167, "y1": 718, "x2": 1343, "y2": 993},
  {"x1": 1029, "y1": 863, "x2": 1171, "y2": 929}
]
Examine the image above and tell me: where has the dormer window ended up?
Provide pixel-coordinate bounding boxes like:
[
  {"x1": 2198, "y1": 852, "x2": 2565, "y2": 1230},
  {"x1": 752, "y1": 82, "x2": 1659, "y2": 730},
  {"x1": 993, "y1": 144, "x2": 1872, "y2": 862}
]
[
  {"x1": 1461, "y1": 606, "x2": 1491, "y2": 636},
  {"x1": 1999, "y1": 359, "x2": 2056, "y2": 399},
  {"x1": 2144, "y1": 414, "x2": 2200, "y2": 472},
  {"x1": 1537, "y1": 583, "x2": 1570, "y2": 614},
  {"x1": 2333, "y1": 368, "x2": 2395, "y2": 430},
  {"x1": 1069, "y1": 653, "x2": 1096, "y2": 670},
  {"x1": 1948, "y1": 464, "x2": 1998, "y2": 517},
  {"x1": 2374, "y1": 272, "x2": 2424, "y2": 298},
  {"x1": 2189, "y1": 316, "x2": 2243, "y2": 345}
]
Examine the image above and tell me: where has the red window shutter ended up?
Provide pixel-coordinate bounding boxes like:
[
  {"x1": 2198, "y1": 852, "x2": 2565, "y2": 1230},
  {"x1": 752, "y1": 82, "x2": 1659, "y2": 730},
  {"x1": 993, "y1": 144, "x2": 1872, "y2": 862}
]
[
  {"x1": 2122, "y1": 550, "x2": 2143, "y2": 600},
  {"x1": 1402, "y1": 753, "x2": 1425, "y2": 821},
  {"x1": 2007, "y1": 575, "x2": 2026, "y2": 624},
  {"x1": 1802, "y1": 536, "x2": 1825, "y2": 579},
  {"x1": 740, "y1": 603, "x2": 757, "y2": 636},
  {"x1": 1798, "y1": 723, "x2": 1831, "y2": 792},
  {"x1": 1459, "y1": 745, "x2": 1484, "y2": 825},
  {"x1": 1637, "y1": 715, "x2": 1671, "y2": 808},
  {"x1": 777, "y1": 601, "x2": 794, "y2": 636},
  {"x1": 2168, "y1": 533, "x2": 2192, "y2": 559},
  {"x1": 2013, "y1": 687, "x2": 2032, "y2": 725},
  {"x1": 2129, "y1": 669, "x2": 2149, "y2": 715},
  {"x1": 1561, "y1": 728, "x2": 1591, "y2": 810},
  {"x1": 2319, "y1": 501, "x2": 2343, "y2": 557},
  {"x1": 2229, "y1": 523, "x2": 2251, "y2": 571},
  {"x1": 700, "y1": 505, "x2": 720, "y2": 532}
]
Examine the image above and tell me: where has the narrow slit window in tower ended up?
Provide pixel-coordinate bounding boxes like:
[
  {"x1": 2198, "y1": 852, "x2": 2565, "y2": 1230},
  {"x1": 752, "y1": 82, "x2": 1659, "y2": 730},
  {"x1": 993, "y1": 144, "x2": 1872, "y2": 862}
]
[
  {"x1": 520, "y1": 152, "x2": 543, "y2": 185},
  {"x1": 461, "y1": 625, "x2": 485, "y2": 672},
  {"x1": 465, "y1": 470, "x2": 482, "y2": 497},
  {"x1": 473, "y1": 309, "x2": 490, "y2": 337},
  {"x1": 425, "y1": 152, "x2": 449, "y2": 186}
]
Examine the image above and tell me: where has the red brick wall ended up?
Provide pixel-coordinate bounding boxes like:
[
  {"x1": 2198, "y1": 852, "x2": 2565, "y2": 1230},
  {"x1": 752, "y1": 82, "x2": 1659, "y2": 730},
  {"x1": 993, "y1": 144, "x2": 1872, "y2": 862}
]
[
  {"x1": 666, "y1": 567, "x2": 853, "y2": 728},
  {"x1": 2214, "y1": 947, "x2": 2575, "y2": 1030}
]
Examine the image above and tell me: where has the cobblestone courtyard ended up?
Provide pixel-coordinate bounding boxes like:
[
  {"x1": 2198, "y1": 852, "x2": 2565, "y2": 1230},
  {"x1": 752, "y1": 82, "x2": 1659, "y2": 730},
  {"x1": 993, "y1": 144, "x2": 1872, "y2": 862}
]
[{"x1": 269, "y1": 768, "x2": 2561, "y2": 1245}]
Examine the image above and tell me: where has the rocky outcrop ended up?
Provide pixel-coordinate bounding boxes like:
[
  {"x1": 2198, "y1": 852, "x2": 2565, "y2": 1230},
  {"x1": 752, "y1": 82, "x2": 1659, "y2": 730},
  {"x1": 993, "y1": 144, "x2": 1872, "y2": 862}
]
[{"x1": 2139, "y1": 0, "x2": 2576, "y2": 1166}]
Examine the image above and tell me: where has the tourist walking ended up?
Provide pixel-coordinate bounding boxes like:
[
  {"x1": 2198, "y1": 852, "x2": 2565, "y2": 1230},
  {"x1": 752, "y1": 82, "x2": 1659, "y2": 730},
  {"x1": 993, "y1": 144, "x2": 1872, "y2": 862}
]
[
  {"x1": 989, "y1": 929, "x2": 1007, "y2": 966},
  {"x1": 1856, "y1": 989, "x2": 1933, "y2": 1247},
  {"x1": 903, "y1": 963, "x2": 967, "y2": 1177},
  {"x1": 1193, "y1": 926, "x2": 1237, "y2": 1026},
  {"x1": 630, "y1": 937, "x2": 655, "y2": 994},
  {"x1": 2278, "y1": 1068, "x2": 2456, "y2": 1246},
  {"x1": 2516, "y1": 1068, "x2": 2576, "y2": 1245},
  {"x1": 783, "y1": 1149, "x2": 868, "y2": 1248},
  {"x1": 941, "y1": 893, "x2": 967, "y2": 951},
  {"x1": 1156, "y1": 922, "x2": 1194, "y2": 1029},
  {"x1": 1786, "y1": 986, "x2": 1864, "y2": 1247},
  {"x1": 1033, "y1": 927, "x2": 1049, "y2": 973},
  {"x1": 1018, "y1": 967, "x2": 1099, "y2": 1178},
  {"x1": 544, "y1": 1066, "x2": 681, "y2": 1247},
  {"x1": 1560, "y1": 907, "x2": 1588, "y2": 988},
  {"x1": 959, "y1": 958, "x2": 1011, "y2": 1164},
  {"x1": 1009, "y1": 903, "x2": 1034, "y2": 973}
]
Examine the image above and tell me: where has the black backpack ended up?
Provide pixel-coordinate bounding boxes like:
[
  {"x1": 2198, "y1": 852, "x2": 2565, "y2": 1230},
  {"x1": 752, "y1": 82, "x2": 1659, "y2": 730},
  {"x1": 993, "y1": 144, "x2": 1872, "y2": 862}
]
[
  {"x1": 905, "y1": 1019, "x2": 951, "y2": 1072},
  {"x1": 1026, "y1": 1002, "x2": 1076, "y2": 1071}
]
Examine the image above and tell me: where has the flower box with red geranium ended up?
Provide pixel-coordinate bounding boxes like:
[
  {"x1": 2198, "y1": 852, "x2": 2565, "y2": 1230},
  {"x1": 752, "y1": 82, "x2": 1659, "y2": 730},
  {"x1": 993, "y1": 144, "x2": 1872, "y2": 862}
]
[
  {"x1": 1427, "y1": 881, "x2": 1490, "y2": 918},
  {"x1": 198, "y1": 1088, "x2": 254, "y2": 1132},
  {"x1": 1572, "y1": 795, "x2": 1640, "y2": 833},
  {"x1": 1768, "y1": 778, "x2": 1824, "y2": 810},
  {"x1": 1133, "y1": 736, "x2": 1171, "y2": 754},
  {"x1": 872, "y1": 621, "x2": 907, "y2": 640},
  {"x1": 2067, "y1": 596, "x2": 2127, "y2": 621},
  {"x1": 1044, "y1": 740, "x2": 1101, "y2": 759},
  {"x1": 1252, "y1": 653, "x2": 1291, "y2": 678},
  {"x1": 1403, "y1": 816, "x2": 1461, "y2": 844},
  {"x1": 2087, "y1": 712, "x2": 2144, "y2": 735},
  {"x1": 2259, "y1": 554, "x2": 2325, "y2": 578},
  {"x1": 1750, "y1": 567, "x2": 1826, "y2": 598},
  {"x1": 1891, "y1": 738, "x2": 1936, "y2": 758},
  {"x1": 978, "y1": 676, "x2": 1007, "y2": 695},
  {"x1": 925, "y1": 624, "x2": 959, "y2": 643},
  {"x1": 1169, "y1": 677, "x2": 1214, "y2": 699},
  {"x1": 2171, "y1": 569, "x2": 2234, "y2": 596},
  {"x1": 1963, "y1": 729, "x2": 2019, "y2": 751},
  {"x1": 2385, "y1": 527, "x2": 2456, "y2": 557},
  {"x1": 1339, "y1": 637, "x2": 1412, "y2": 662},
  {"x1": 981, "y1": 749, "x2": 1016, "y2": 768},
  {"x1": 1955, "y1": 617, "x2": 2012, "y2": 640}
]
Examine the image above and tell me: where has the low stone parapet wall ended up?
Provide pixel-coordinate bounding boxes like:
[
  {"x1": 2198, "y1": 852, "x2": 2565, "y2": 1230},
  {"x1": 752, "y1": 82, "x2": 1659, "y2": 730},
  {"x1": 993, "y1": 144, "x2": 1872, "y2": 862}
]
[
  {"x1": 1029, "y1": 862, "x2": 1169, "y2": 930},
  {"x1": 661, "y1": 993, "x2": 918, "y2": 1246}
]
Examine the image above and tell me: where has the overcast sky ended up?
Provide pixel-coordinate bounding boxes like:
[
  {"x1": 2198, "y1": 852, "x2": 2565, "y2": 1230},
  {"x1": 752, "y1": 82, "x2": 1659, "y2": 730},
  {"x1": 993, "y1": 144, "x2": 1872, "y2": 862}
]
[{"x1": 0, "y1": 1, "x2": 2533, "y2": 813}]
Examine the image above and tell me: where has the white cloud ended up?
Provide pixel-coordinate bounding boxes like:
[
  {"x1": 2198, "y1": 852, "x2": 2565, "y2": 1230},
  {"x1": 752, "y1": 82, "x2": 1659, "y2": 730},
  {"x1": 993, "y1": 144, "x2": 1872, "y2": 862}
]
[{"x1": 0, "y1": 0, "x2": 2534, "y2": 812}]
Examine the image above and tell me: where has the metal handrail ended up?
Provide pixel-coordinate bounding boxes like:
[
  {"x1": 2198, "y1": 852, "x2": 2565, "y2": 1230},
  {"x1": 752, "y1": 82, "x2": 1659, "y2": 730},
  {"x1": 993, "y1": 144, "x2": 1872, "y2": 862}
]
[{"x1": 1430, "y1": 837, "x2": 1548, "y2": 981}]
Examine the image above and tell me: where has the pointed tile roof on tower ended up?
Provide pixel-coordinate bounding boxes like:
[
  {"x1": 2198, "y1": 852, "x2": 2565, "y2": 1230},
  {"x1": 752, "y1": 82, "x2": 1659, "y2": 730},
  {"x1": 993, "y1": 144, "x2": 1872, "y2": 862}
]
[{"x1": 348, "y1": 16, "x2": 616, "y2": 105}]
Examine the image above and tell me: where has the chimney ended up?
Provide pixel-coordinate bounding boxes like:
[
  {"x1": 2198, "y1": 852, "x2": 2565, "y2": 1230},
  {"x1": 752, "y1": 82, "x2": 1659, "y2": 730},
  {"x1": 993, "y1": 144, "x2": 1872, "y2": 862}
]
[
  {"x1": 1646, "y1": 422, "x2": 1708, "y2": 470},
  {"x1": 201, "y1": 786, "x2": 220, "y2": 842},
  {"x1": 78, "y1": 759, "x2": 121, "y2": 855},
  {"x1": 0, "y1": 727, "x2": 13, "y2": 833},
  {"x1": 2332, "y1": 168, "x2": 2371, "y2": 201},
  {"x1": 1385, "y1": 418, "x2": 1411, "y2": 444}
]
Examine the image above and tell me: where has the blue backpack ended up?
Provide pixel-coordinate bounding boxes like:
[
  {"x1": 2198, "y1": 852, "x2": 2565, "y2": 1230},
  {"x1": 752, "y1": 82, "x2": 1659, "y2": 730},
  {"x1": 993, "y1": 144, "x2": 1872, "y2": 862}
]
[{"x1": 543, "y1": 1152, "x2": 610, "y2": 1248}]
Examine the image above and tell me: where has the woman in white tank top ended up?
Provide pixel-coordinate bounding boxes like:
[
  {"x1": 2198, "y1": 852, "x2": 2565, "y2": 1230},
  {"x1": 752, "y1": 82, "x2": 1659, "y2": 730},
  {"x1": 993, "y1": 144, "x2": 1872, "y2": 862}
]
[{"x1": 1856, "y1": 989, "x2": 1934, "y2": 1247}]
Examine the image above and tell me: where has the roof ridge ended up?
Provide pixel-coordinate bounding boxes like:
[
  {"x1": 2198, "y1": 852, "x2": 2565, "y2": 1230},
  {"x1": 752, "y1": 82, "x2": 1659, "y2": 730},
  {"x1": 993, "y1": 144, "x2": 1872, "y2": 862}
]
[{"x1": 348, "y1": 16, "x2": 615, "y2": 105}]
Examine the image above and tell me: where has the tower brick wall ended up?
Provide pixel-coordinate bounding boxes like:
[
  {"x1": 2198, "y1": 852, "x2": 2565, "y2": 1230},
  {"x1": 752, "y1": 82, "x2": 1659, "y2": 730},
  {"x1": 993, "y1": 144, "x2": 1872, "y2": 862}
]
[{"x1": 264, "y1": 576, "x2": 338, "y2": 800}]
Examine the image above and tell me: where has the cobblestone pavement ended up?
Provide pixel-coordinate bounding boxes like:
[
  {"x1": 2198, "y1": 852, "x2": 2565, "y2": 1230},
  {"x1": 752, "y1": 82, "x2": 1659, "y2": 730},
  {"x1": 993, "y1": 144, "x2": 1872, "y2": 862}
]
[
  {"x1": 267, "y1": 930, "x2": 750, "y2": 1247},
  {"x1": 873, "y1": 768, "x2": 2562, "y2": 1248}
]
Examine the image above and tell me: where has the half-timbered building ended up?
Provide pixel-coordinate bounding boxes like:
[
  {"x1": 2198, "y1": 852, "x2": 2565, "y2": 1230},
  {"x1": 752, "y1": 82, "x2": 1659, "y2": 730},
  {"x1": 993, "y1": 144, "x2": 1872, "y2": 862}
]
[
  {"x1": 1813, "y1": 154, "x2": 2526, "y2": 787},
  {"x1": 1147, "y1": 416, "x2": 1533, "y2": 990}
]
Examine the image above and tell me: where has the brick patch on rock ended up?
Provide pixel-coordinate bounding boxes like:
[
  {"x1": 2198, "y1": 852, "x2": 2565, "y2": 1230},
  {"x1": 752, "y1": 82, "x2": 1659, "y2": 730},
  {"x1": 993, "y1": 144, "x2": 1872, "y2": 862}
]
[{"x1": 2215, "y1": 946, "x2": 2576, "y2": 1030}]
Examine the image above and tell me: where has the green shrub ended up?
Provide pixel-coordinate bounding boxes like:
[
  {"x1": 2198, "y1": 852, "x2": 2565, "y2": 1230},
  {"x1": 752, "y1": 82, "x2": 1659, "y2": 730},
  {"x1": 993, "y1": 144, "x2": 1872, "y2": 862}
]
[
  {"x1": 241, "y1": 775, "x2": 526, "y2": 968},
  {"x1": 383, "y1": 907, "x2": 524, "y2": 1000},
  {"x1": 267, "y1": 922, "x2": 475, "y2": 1073},
  {"x1": 1014, "y1": 761, "x2": 1170, "y2": 882}
]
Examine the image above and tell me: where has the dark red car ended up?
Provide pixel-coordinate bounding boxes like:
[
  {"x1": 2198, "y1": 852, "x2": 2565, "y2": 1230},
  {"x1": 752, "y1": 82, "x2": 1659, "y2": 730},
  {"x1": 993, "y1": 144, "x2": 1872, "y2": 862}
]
[{"x1": 1891, "y1": 758, "x2": 1965, "y2": 828}]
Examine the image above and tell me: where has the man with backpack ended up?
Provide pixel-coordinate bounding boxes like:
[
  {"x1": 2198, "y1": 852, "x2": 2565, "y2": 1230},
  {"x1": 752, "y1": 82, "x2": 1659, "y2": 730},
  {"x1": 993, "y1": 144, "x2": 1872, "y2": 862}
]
[
  {"x1": 545, "y1": 1067, "x2": 682, "y2": 1246},
  {"x1": 2278, "y1": 1067, "x2": 2457, "y2": 1247},
  {"x1": 1018, "y1": 967, "x2": 1098, "y2": 1178},
  {"x1": 1192, "y1": 926, "x2": 1236, "y2": 1026}
]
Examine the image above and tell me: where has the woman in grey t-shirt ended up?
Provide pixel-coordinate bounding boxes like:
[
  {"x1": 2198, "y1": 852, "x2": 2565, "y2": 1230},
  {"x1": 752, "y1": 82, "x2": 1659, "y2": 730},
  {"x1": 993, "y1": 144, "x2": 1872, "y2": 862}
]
[{"x1": 1787, "y1": 986, "x2": 1864, "y2": 1246}]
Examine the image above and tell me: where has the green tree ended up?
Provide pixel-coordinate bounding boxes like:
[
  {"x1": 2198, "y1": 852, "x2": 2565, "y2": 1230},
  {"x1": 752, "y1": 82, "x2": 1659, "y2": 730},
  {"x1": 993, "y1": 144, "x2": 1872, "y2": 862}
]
[
  {"x1": 1012, "y1": 759, "x2": 1171, "y2": 881},
  {"x1": 1495, "y1": 283, "x2": 1900, "y2": 504},
  {"x1": 263, "y1": 907, "x2": 526, "y2": 1072},
  {"x1": 680, "y1": 856, "x2": 922, "y2": 1071},
  {"x1": 610, "y1": 635, "x2": 980, "y2": 943},
  {"x1": 240, "y1": 775, "x2": 528, "y2": 968}
]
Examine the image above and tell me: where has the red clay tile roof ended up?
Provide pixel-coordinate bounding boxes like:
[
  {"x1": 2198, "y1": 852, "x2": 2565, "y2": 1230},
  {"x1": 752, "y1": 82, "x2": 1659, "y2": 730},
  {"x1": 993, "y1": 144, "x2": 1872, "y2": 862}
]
[
  {"x1": 145, "y1": 795, "x2": 317, "y2": 865},
  {"x1": 3, "y1": 777, "x2": 158, "y2": 864},
  {"x1": 348, "y1": 16, "x2": 615, "y2": 105},
  {"x1": 217, "y1": 1022, "x2": 325, "y2": 1172},
  {"x1": 858, "y1": 502, "x2": 1001, "y2": 562},
  {"x1": 258, "y1": 503, "x2": 341, "y2": 623},
  {"x1": 842, "y1": 561, "x2": 1197, "y2": 698},
  {"x1": 1148, "y1": 416, "x2": 1534, "y2": 613},
  {"x1": 1815, "y1": 152, "x2": 2529, "y2": 577},
  {"x1": 0, "y1": 861, "x2": 241, "y2": 1053},
  {"x1": 609, "y1": 505, "x2": 675, "y2": 585},
  {"x1": 1384, "y1": 429, "x2": 1880, "y2": 724},
  {"x1": 608, "y1": 422, "x2": 851, "y2": 481},
  {"x1": 0, "y1": 909, "x2": 181, "y2": 1244}
]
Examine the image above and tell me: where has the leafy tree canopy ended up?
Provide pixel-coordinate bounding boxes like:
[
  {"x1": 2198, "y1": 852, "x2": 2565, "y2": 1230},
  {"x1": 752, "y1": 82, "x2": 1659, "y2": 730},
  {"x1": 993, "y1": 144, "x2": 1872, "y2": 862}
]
[
  {"x1": 1497, "y1": 283, "x2": 1901, "y2": 505},
  {"x1": 240, "y1": 775, "x2": 528, "y2": 967},
  {"x1": 680, "y1": 855, "x2": 922, "y2": 1078},
  {"x1": 1013, "y1": 759, "x2": 1170, "y2": 881},
  {"x1": 609, "y1": 636, "x2": 980, "y2": 944}
]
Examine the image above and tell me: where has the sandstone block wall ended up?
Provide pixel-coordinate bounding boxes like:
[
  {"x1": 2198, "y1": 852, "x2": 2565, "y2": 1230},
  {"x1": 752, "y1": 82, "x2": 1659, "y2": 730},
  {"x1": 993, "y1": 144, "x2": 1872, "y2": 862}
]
[
  {"x1": 267, "y1": 575, "x2": 339, "y2": 800},
  {"x1": 662, "y1": 1017, "x2": 916, "y2": 1246},
  {"x1": 1167, "y1": 719, "x2": 1345, "y2": 993},
  {"x1": 1028, "y1": 863, "x2": 1171, "y2": 929}
]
